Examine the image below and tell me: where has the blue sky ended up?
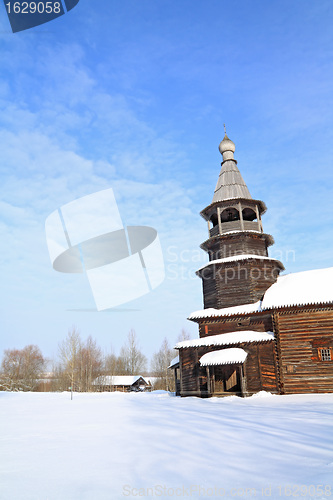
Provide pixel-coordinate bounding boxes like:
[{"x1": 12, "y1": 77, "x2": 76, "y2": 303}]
[{"x1": 1, "y1": 0, "x2": 333, "y2": 362}]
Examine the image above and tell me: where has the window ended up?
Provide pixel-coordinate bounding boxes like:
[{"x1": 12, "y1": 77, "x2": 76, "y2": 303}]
[
  {"x1": 318, "y1": 348, "x2": 332, "y2": 361},
  {"x1": 237, "y1": 318, "x2": 250, "y2": 327}
]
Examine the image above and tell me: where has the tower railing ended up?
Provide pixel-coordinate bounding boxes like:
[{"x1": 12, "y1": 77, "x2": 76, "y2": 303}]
[{"x1": 209, "y1": 220, "x2": 261, "y2": 237}]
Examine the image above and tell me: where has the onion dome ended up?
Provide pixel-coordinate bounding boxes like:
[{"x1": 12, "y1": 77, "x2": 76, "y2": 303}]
[{"x1": 219, "y1": 133, "x2": 236, "y2": 156}]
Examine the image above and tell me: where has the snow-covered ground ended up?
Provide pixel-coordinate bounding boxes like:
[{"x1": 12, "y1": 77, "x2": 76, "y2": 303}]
[{"x1": 1, "y1": 391, "x2": 333, "y2": 500}]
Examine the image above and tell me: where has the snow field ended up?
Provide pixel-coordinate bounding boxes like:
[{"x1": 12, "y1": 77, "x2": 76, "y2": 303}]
[{"x1": 0, "y1": 391, "x2": 333, "y2": 500}]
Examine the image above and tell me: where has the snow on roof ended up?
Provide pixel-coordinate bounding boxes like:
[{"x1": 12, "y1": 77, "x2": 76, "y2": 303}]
[
  {"x1": 189, "y1": 302, "x2": 261, "y2": 320},
  {"x1": 201, "y1": 231, "x2": 265, "y2": 247},
  {"x1": 262, "y1": 267, "x2": 333, "y2": 309},
  {"x1": 168, "y1": 355, "x2": 179, "y2": 368},
  {"x1": 200, "y1": 348, "x2": 248, "y2": 366},
  {"x1": 93, "y1": 375, "x2": 147, "y2": 386},
  {"x1": 219, "y1": 230, "x2": 261, "y2": 236},
  {"x1": 175, "y1": 330, "x2": 274, "y2": 349},
  {"x1": 189, "y1": 267, "x2": 333, "y2": 320},
  {"x1": 197, "y1": 254, "x2": 283, "y2": 272}
]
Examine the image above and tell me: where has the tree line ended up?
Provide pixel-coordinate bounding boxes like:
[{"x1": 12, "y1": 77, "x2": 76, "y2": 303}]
[{"x1": 0, "y1": 327, "x2": 190, "y2": 393}]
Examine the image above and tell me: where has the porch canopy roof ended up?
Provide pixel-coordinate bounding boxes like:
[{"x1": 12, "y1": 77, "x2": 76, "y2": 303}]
[
  {"x1": 200, "y1": 348, "x2": 248, "y2": 366},
  {"x1": 168, "y1": 355, "x2": 179, "y2": 369}
]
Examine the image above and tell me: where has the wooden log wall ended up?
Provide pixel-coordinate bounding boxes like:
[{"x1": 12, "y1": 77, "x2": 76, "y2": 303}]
[
  {"x1": 179, "y1": 348, "x2": 201, "y2": 397},
  {"x1": 258, "y1": 343, "x2": 279, "y2": 393},
  {"x1": 217, "y1": 259, "x2": 280, "y2": 307},
  {"x1": 207, "y1": 233, "x2": 269, "y2": 261},
  {"x1": 198, "y1": 313, "x2": 273, "y2": 338},
  {"x1": 239, "y1": 343, "x2": 278, "y2": 395},
  {"x1": 200, "y1": 260, "x2": 281, "y2": 309},
  {"x1": 202, "y1": 268, "x2": 218, "y2": 309},
  {"x1": 275, "y1": 307, "x2": 333, "y2": 394}
]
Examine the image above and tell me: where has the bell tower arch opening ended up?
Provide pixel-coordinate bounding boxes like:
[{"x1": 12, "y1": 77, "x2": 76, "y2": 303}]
[
  {"x1": 242, "y1": 207, "x2": 257, "y2": 222},
  {"x1": 221, "y1": 208, "x2": 240, "y2": 223}
]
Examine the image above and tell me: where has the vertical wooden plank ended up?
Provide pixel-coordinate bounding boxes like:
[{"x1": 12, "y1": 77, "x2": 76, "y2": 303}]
[
  {"x1": 257, "y1": 345, "x2": 263, "y2": 389},
  {"x1": 255, "y1": 205, "x2": 261, "y2": 232},
  {"x1": 195, "y1": 349, "x2": 200, "y2": 395},
  {"x1": 173, "y1": 368, "x2": 178, "y2": 395},
  {"x1": 273, "y1": 311, "x2": 284, "y2": 394},
  {"x1": 217, "y1": 206, "x2": 222, "y2": 235},
  {"x1": 240, "y1": 364, "x2": 247, "y2": 397},
  {"x1": 238, "y1": 201, "x2": 244, "y2": 230},
  {"x1": 212, "y1": 366, "x2": 215, "y2": 394},
  {"x1": 206, "y1": 366, "x2": 211, "y2": 395},
  {"x1": 179, "y1": 350, "x2": 184, "y2": 396}
]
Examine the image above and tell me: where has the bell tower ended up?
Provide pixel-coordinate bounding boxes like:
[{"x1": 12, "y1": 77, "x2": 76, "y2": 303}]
[{"x1": 198, "y1": 129, "x2": 284, "y2": 309}]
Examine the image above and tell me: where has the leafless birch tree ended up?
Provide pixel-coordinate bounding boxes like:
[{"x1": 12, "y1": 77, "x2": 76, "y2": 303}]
[
  {"x1": 119, "y1": 329, "x2": 147, "y2": 375},
  {"x1": 150, "y1": 338, "x2": 176, "y2": 391}
]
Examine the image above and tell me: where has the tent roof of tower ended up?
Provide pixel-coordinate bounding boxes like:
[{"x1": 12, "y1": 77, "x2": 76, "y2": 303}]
[{"x1": 213, "y1": 158, "x2": 252, "y2": 203}]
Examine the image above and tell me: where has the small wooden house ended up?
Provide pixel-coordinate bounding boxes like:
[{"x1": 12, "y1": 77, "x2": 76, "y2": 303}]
[
  {"x1": 173, "y1": 131, "x2": 333, "y2": 397},
  {"x1": 93, "y1": 375, "x2": 151, "y2": 392}
]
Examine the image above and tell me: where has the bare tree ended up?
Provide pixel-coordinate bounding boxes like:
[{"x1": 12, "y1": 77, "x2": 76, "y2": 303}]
[
  {"x1": 104, "y1": 348, "x2": 127, "y2": 376},
  {"x1": 119, "y1": 329, "x2": 147, "y2": 375},
  {"x1": 104, "y1": 352, "x2": 117, "y2": 376},
  {"x1": 150, "y1": 338, "x2": 176, "y2": 391},
  {"x1": 0, "y1": 345, "x2": 46, "y2": 391},
  {"x1": 176, "y1": 328, "x2": 191, "y2": 343},
  {"x1": 78, "y1": 336, "x2": 103, "y2": 392},
  {"x1": 58, "y1": 326, "x2": 82, "y2": 391},
  {"x1": 58, "y1": 328, "x2": 104, "y2": 392}
]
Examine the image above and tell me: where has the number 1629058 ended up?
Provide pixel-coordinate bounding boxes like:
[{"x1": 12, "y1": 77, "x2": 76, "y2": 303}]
[
  {"x1": 5, "y1": 2, "x2": 62, "y2": 14},
  {"x1": 277, "y1": 484, "x2": 331, "y2": 497}
]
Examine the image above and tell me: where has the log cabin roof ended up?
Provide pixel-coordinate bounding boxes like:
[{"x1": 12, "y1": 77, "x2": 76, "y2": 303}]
[
  {"x1": 200, "y1": 348, "x2": 248, "y2": 366},
  {"x1": 175, "y1": 330, "x2": 274, "y2": 349},
  {"x1": 93, "y1": 375, "x2": 148, "y2": 386},
  {"x1": 189, "y1": 267, "x2": 333, "y2": 320}
]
